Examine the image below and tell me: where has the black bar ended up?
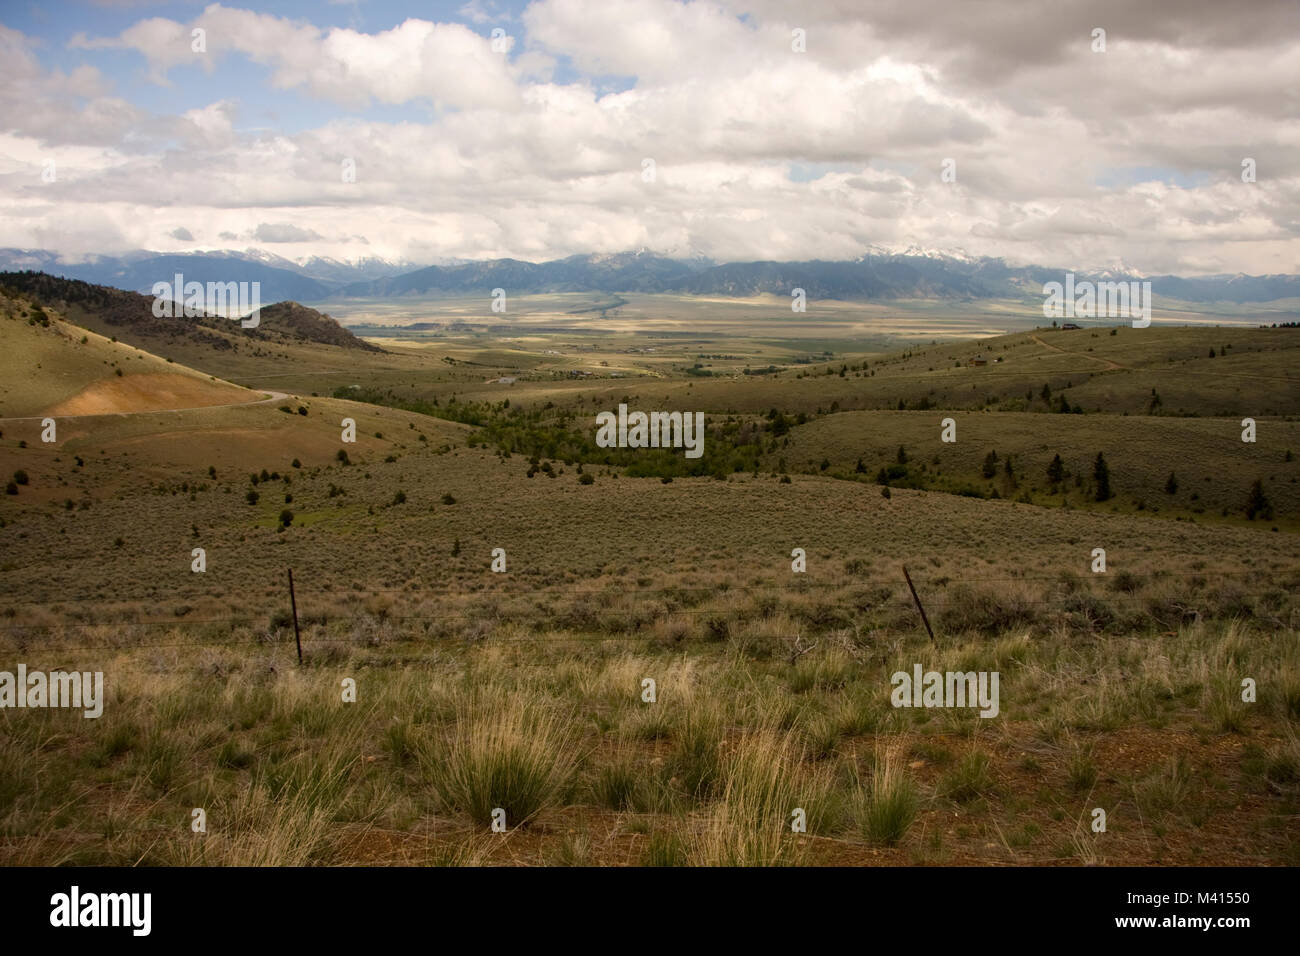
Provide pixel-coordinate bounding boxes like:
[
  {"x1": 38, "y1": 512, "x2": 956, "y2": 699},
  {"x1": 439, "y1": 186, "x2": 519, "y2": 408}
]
[
  {"x1": 903, "y1": 564, "x2": 936, "y2": 644},
  {"x1": 288, "y1": 567, "x2": 302, "y2": 665},
  {"x1": 1, "y1": 865, "x2": 1276, "y2": 945}
]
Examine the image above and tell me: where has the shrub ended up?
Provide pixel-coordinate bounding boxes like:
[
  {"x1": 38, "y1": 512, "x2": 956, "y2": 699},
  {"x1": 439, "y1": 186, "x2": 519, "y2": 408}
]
[
  {"x1": 1093, "y1": 452, "x2": 1112, "y2": 502},
  {"x1": 1134, "y1": 754, "x2": 1192, "y2": 816},
  {"x1": 1110, "y1": 569, "x2": 1141, "y2": 593},
  {"x1": 981, "y1": 450, "x2": 998, "y2": 479},
  {"x1": 939, "y1": 751, "x2": 994, "y2": 803},
  {"x1": 1046, "y1": 454, "x2": 1064, "y2": 484},
  {"x1": 1062, "y1": 592, "x2": 1115, "y2": 632},
  {"x1": 687, "y1": 731, "x2": 824, "y2": 866},
  {"x1": 670, "y1": 706, "x2": 725, "y2": 802},
  {"x1": 858, "y1": 749, "x2": 918, "y2": 846},
  {"x1": 937, "y1": 583, "x2": 1036, "y2": 637},
  {"x1": 591, "y1": 762, "x2": 646, "y2": 811},
  {"x1": 643, "y1": 832, "x2": 688, "y2": 866},
  {"x1": 419, "y1": 696, "x2": 577, "y2": 828},
  {"x1": 1245, "y1": 479, "x2": 1272, "y2": 520},
  {"x1": 1066, "y1": 747, "x2": 1098, "y2": 792},
  {"x1": 12, "y1": 470, "x2": 27, "y2": 486}
]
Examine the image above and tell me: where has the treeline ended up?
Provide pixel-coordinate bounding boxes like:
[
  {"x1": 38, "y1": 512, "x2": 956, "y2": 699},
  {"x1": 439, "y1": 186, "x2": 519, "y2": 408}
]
[{"x1": 336, "y1": 386, "x2": 775, "y2": 478}]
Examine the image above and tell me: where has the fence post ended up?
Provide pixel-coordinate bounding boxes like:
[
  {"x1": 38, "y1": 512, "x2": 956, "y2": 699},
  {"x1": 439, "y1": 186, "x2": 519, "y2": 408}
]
[
  {"x1": 288, "y1": 568, "x2": 302, "y2": 664},
  {"x1": 902, "y1": 565, "x2": 936, "y2": 645}
]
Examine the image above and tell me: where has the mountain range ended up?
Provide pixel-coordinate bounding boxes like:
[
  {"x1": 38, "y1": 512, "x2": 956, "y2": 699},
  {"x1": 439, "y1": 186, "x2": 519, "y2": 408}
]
[{"x1": 1, "y1": 248, "x2": 1297, "y2": 306}]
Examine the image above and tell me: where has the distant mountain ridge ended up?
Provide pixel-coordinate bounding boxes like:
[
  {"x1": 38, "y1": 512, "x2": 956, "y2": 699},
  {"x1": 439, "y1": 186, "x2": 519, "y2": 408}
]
[
  {"x1": 0, "y1": 249, "x2": 419, "y2": 305},
  {"x1": 1, "y1": 248, "x2": 1297, "y2": 306},
  {"x1": 338, "y1": 251, "x2": 1300, "y2": 304}
]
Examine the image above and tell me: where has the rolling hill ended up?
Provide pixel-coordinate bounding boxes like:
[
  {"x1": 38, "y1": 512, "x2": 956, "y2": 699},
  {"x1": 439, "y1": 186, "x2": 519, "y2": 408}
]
[
  {"x1": 0, "y1": 272, "x2": 386, "y2": 386},
  {"x1": 0, "y1": 280, "x2": 470, "y2": 504}
]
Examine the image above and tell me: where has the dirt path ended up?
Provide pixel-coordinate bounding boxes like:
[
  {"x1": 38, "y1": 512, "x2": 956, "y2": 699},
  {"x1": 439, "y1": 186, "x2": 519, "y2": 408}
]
[
  {"x1": 1030, "y1": 333, "x2": 1297, "y2": 386},
  {"x1": 0, "y1": 390, "x2": 291, "y2": 423},
  {"x1": 1030, "y1": 333, "x2": 1127, "y2": 370}
]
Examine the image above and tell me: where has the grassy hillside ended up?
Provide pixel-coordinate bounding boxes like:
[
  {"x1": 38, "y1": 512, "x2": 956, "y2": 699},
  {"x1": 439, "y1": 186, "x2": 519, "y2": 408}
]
[
  {"x1": 1, "y1": 278, "x2": 1296, "y2": 868},
  {"x1": 780, "y1": 410, "x2": 1298, "y2": 526},
  {"x1": 0, "y1": 284, "x2": 471, "y2": 502},
  {"x1": 1, "y1": 442, "x2": 1295, "y2": 866},
  {"x1": 0, "y1": 288, "x2": 257, "y2": 418},
  {"x1": 0, "y1": 273, "x2": 387, "y2": 391}
]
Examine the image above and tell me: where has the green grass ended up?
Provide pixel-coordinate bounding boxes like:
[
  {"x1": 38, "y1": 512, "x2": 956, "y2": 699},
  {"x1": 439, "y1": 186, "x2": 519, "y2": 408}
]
[
  {"x1": 857, "y1": 748, "x2": 919, "y2": 846},
  {"x1": 419, "y1": 695, "x2": 578, "y2": 829}
]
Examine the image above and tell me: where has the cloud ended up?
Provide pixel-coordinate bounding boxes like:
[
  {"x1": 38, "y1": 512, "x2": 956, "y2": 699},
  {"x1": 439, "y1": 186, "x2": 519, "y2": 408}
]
[
  {"x1": 70, "y1": 17, "x2": 204, "y2": 86},
  {"x1": 73, "y1": 4, "x2": 526, "y2": 110},
  {"x1": 0, "y1": 1, "x2": 1294, "y2": 275},
  {"x1": 0, "y1": 26, "x2": 142, "y2": 146},
  {"x1": 253, "y1": 222, "x2": 324, "y2": 242},
  {"x1": 458, "y1": 1, "x2": 514, "y2": 26},
  {"x1": 169, "y1": 226, "x2": 194, "y2": 240}
]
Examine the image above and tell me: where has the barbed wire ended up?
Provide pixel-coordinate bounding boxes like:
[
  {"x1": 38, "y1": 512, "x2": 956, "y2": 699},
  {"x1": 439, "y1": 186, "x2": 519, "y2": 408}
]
[
  {"x1": 2, "y1": 589, "x2": 1289, "y2": 622},
  {"x1": 2, "y1": 602, "x2": 1293, "y2": 652},
  {"x1": 2, "y1": 566, "x2": 1293, "y2": 607}
]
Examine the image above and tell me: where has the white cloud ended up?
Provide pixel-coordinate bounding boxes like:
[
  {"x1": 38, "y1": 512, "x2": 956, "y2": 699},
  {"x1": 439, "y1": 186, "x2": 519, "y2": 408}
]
[
  {"x1": 0, "y1": 1, "x2": 1294, "y2": 275},
  {"x1": 253, "y1": 222, "x2": 325, "y2": 242}
]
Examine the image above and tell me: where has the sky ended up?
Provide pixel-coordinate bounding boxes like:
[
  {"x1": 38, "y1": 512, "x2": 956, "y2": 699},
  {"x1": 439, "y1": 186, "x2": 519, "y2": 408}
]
[{"x1": 1, "y1": 0, "x2": 1297, "y2": 275}]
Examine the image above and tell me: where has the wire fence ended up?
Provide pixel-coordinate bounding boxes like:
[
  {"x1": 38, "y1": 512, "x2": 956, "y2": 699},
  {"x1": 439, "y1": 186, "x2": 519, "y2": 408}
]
[
  {"x1": 2, "y1": 566, "x2": 1292, "y2": 605},
  {"x1": 2, "y1": 564, "x2": 1296, "y2": 653}
]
